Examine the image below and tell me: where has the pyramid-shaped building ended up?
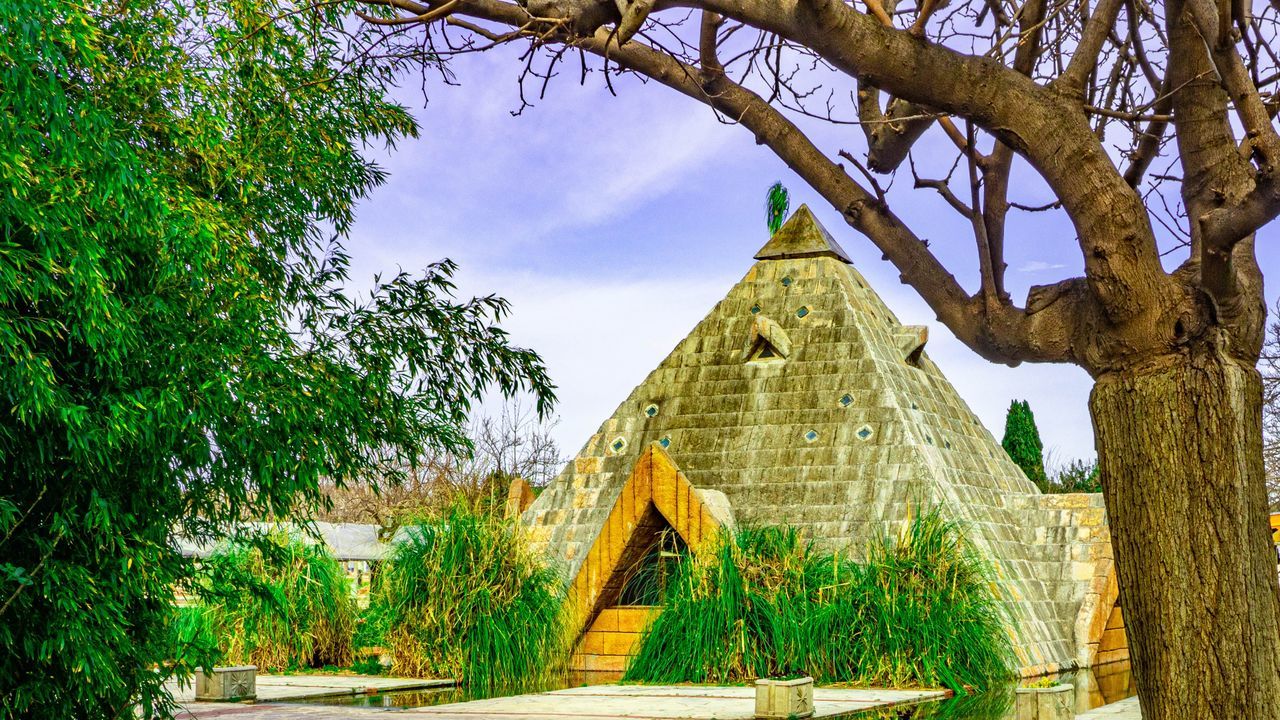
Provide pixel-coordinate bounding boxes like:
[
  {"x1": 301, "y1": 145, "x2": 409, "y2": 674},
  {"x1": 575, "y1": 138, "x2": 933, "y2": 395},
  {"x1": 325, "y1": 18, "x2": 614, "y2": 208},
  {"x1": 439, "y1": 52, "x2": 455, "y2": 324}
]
[{"x1": 521, "y1": 207, "x2": 1128, "y2": 676}]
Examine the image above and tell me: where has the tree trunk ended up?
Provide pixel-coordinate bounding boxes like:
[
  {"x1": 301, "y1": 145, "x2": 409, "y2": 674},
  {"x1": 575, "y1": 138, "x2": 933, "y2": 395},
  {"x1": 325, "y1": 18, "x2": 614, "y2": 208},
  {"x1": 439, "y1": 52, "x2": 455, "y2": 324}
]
[{"x1": 1092, "y1": 348, "x2": 1280, "y2": 719}]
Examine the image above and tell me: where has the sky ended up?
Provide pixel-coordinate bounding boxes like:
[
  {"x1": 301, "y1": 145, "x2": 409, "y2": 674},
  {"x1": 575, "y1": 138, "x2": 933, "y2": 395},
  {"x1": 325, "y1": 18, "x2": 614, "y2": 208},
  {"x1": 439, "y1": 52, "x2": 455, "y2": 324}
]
[{"x1": 343, "y1": 44, "x2": 1280, "y2": 469}]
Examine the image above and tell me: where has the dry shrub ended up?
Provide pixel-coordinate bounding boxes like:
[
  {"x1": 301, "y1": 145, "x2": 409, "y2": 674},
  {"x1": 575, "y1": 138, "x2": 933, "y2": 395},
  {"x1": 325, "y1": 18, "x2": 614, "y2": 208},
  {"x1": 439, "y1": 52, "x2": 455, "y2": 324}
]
[
  {"x1": 194, "y1": 532, "x2": 355, "y2": 671},
  {"x1": 366, "y1": 508, "x2": 569, "y2": 690}
]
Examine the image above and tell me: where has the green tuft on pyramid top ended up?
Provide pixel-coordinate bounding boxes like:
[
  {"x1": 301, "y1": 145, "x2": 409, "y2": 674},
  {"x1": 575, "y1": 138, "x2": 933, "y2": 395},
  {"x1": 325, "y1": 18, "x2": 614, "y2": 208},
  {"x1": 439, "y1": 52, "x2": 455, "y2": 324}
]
[{"x1": 754, "y1": 204, "x2": 852, "y2": 263}]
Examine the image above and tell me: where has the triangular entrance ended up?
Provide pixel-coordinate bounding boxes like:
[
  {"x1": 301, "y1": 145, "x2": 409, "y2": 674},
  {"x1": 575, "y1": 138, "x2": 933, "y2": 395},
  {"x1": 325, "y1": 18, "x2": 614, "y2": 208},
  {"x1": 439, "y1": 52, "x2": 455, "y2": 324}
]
[
  {"x1": 1082, "y1": 564, "x2": 1129, "y2": 667},
  {"x1": 613, "y1": 508, "x2": 689, "y2": 606},
  {"x1": 565, "y1": 445, "x2": 731, "y2": 674},
  {"x1": 565, "y1": 444, "x2": 730, "y2": 630}
]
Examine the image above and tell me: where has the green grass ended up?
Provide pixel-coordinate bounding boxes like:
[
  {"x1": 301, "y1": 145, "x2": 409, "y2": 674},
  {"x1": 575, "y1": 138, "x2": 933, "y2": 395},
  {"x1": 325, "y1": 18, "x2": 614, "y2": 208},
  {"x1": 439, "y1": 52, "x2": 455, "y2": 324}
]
[
  {"x1": 349, "y1": 656, "x2": 389, "y2": 675},
  {"x1": 365, "y1": 507, "x2": 570, "y2": 691},
  {"x1": 170, "y1": 605, "x2": 218, "y2": 668},
  {"x1": 624, "y1": 509, "x2": 1014, "y2": 693},
  {"x1": 183, "y1": 532, "x2": 356, "y2": 671},
  {"x1": 353, "y1": 604, "x2": 385, "y2": 650},
  {"x1": 623, "y1": 525, "x2": 826, "y2": 684}
]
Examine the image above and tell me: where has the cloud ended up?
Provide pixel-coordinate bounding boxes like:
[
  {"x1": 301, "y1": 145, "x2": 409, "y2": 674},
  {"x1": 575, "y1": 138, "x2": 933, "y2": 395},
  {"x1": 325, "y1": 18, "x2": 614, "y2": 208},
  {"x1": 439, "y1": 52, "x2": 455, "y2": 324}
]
[
  {"x1": 351, "y1": 57, "x2": 735, "y2": 271},
  {"x1": 1016, "y1": 260, "x2": 1068, "y2": 273},
  {"x1": 540, "y1": 114, "x2": 731, "y2": 237}
]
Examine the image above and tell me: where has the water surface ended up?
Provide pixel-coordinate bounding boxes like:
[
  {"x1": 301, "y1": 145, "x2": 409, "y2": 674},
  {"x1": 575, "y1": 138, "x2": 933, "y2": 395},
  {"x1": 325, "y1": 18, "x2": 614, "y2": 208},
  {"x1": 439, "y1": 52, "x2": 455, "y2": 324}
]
[{"x1": 285, "y1": 663, "x2": 1135, "y2": 717}]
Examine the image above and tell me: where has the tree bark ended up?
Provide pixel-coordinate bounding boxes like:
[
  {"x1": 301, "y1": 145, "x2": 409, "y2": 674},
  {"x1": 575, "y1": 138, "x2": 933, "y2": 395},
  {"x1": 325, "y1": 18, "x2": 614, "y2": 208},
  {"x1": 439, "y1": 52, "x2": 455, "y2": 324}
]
[{"x1": 1092, "y1": 348, "x2": 1280, "y2": 719}]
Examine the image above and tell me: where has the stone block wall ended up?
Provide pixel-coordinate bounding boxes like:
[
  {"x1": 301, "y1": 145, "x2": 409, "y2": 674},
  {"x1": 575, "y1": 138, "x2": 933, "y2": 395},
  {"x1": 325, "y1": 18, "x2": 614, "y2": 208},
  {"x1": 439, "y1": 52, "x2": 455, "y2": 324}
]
[{"x1": 569, "y1": 606, "x2": 658, "y2": 674}]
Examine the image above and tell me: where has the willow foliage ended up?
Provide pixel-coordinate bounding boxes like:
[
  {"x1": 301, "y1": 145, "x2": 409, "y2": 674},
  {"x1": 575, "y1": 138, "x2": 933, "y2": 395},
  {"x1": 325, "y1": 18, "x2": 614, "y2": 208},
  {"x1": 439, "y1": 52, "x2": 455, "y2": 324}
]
[{"x1": 0, "y1": 2, "x2": 552, "y2": 717}]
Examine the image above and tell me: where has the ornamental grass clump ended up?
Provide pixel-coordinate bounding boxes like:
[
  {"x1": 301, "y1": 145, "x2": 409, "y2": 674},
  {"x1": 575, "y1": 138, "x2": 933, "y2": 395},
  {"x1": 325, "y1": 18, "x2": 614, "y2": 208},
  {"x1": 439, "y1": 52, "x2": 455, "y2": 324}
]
[
  {"x1": 368, "y1": 508, "x2": 569, "y2": 691},
  {"x1": 840, "y1": 510, "x2": 1014, "y2": 691},
  {"x1": 195, "y1": 533, "x2": 356, "y2": 671},
  {"x1": 625, "y1": 509, "x2": 1014, "y2": 693},
  {"x1": 624, "y1": 525, "x2": 831, "y2": 684}
]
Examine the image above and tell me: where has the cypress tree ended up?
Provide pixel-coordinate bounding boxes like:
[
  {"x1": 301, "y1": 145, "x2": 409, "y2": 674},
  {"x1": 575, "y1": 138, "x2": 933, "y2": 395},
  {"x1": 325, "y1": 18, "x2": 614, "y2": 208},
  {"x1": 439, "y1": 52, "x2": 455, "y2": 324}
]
[{"x1": 1002, "y1": 400, "x2": 1047, "y2": 488}]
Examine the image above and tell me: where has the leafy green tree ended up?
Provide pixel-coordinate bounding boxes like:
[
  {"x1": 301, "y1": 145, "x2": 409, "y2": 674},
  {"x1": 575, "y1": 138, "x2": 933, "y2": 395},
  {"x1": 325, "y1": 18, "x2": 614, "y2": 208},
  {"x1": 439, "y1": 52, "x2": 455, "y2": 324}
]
[
  {"x1": 1001, "y1": 401, "x2": 1047, "y2": 489},
  {"x1": 0, "y1": 1, "x2": 553, "y2": 717}
]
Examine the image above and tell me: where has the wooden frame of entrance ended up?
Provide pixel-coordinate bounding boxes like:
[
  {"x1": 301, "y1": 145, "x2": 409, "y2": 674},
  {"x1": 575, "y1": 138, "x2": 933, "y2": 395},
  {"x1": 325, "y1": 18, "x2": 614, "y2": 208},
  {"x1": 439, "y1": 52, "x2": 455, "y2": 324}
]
[{"x1": 565, "y1": 443, "x2": 727, "y2": 637}]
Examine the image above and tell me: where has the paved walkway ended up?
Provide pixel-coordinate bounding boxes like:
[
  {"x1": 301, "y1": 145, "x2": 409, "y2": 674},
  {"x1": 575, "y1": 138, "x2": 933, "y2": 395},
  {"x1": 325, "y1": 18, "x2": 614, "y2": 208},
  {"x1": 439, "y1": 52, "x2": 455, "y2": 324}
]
[
  {"x1": 407, "y1": 684, "x2": 946, "y2": 719},
  {"x1": 172, "y1": 676, "x2": 1141, "y2": 720},
  {"x1": 169, "y1": 674, "x2": 451, "y2": 706},
  {"x1": 1077, "y1": 696, "x2": 1140, "y2": 718},
  {"x1": 176, "y1": 683, "x2": 946, "y2": 719}
]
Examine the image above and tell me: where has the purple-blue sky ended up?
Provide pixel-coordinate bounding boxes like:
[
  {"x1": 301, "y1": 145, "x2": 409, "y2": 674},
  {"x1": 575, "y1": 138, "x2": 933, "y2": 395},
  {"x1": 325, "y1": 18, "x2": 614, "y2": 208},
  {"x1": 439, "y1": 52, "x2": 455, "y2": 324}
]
[{"x1": 344, "y1": 45, "x2": 1279, "y2": 467}]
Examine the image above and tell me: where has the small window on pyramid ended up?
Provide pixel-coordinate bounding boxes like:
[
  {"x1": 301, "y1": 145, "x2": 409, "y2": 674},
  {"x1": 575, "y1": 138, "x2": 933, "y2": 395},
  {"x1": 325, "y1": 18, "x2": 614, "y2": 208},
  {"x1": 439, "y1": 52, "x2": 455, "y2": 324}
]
[
  {"x1": 906, "y1": 344, "x2": 925, "y2": 368},
  {"x1": 659, "y1": 436, "x2": 671, "y2": 449},
  {"x1": 796, "y1": 306, "x2": 810, "y2": 318},
  {"x1": 610, "y1": 437, "x2": 627, "y2": 454},
  {"x1": 644, "y1": 403, "x2": 659, "y2": 418},
  {"x1": 781, "y1": 276, "x2": 793, "y2": 287},
  {"x1": 747, "y1": 339, "x2": 784, "y2": 363},
  {"x1": 839, "y1": 393, "x2": 853, "y2": 407},
  {"x1": 750, "y1": 304, "x2": 761, "y2": 314},
  {"x1": 744, "y1": 314, "x2": 790, "y2": 364},
  {"x1": 856, "y1": 425, "x2": 874, "y2": 441}
]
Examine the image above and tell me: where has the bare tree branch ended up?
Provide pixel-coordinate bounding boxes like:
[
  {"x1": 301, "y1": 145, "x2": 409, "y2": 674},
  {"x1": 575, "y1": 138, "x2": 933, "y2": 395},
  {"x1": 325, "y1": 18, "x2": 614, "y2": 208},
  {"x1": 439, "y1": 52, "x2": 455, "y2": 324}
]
[
  {"x1": 690, "y1": 0, "x2": 1174, "y2": 322},
  {"x1": 981, "y1": 0, "x2": 1047, "y2": 300},
  {"x1": 1056, "y1": 0, "x2": 1126, "y2": 96}
]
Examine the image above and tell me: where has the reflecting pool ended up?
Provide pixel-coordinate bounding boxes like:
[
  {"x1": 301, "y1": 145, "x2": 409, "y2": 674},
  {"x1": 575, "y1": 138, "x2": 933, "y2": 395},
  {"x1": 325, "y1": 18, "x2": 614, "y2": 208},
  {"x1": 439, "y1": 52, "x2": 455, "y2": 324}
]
[{"x1": 283, "y1": 663, "x2": 1135, "y2": 718}]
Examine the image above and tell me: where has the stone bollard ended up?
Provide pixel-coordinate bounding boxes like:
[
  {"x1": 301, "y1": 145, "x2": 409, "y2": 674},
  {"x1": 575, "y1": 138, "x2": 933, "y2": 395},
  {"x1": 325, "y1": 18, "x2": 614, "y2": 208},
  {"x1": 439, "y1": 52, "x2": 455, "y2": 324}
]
[
  {"x1": 755, "y1": 676, "x2": 814, "y2": 719},
  {"x1": 1014, "y1": 683, "x2": 1073, "y2": 720},
  {"x1": 194, "y1": 665, "x2": 257, "y2": 702}
]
